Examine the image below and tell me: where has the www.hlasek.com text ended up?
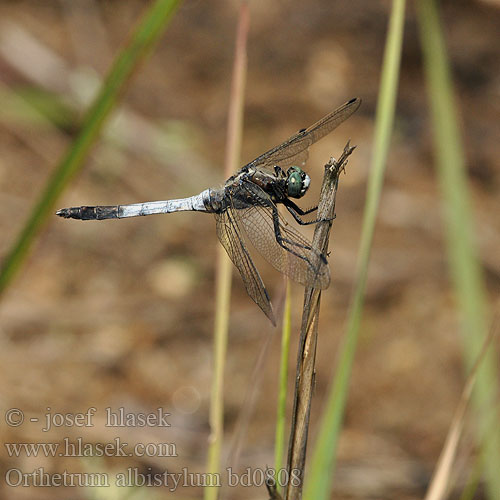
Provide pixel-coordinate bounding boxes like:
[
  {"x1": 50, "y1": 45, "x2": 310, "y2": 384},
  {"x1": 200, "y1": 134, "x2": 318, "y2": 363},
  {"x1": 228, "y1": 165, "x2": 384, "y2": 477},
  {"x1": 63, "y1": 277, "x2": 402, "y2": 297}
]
[{"x1": 5, "y1": 438, "x2": 177, "y2": 458}]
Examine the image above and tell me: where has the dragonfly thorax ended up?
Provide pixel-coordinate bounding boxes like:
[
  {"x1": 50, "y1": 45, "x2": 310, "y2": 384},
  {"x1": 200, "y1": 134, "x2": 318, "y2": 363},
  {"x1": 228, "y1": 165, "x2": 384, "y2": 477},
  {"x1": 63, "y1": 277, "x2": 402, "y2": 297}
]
[{"x1": 286, "y1": 166, "x2": 310, "y2": 199}]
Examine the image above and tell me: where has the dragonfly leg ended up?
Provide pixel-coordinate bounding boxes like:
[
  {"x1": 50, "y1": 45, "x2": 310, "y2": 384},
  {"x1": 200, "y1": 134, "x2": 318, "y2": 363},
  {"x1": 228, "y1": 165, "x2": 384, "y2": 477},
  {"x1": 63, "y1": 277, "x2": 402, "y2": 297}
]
[
  {"x1": 283, "y1": 199, "x2": 335, "y2": 226},
  {"x1": 284, "y1": 200, "x2": 318, "y2": 216},
  {"x1": 270, "y1": 202, "x2": 326, "y2": 269}
]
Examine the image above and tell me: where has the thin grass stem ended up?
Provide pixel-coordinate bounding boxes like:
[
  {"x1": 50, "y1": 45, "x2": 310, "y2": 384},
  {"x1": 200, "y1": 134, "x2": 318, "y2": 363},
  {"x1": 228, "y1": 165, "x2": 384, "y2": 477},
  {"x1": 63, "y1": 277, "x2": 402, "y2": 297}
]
[
  {"x1": 303, "y1": 2, "x2": 406, "y2": 498},
  {"x1": 204, "y1": 4, "x2": 249, "y2": 500},
  {"x1": 274, "y1": 280, "x2": 292, "y2": 492}
]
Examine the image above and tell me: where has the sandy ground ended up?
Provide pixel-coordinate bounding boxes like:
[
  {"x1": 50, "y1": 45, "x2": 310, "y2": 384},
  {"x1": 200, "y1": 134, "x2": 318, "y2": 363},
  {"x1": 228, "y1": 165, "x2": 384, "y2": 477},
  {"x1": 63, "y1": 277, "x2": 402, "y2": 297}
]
[{"x1": 0, "y1": 1, "x2": 499, "y2": 499}]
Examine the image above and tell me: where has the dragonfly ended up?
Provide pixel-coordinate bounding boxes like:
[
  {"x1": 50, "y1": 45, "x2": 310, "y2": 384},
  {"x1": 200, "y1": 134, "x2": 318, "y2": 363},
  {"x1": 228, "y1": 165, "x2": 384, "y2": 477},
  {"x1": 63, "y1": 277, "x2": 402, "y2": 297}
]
[{"x1": 57, "y1": 97, "x2": 361, "y2": 325}]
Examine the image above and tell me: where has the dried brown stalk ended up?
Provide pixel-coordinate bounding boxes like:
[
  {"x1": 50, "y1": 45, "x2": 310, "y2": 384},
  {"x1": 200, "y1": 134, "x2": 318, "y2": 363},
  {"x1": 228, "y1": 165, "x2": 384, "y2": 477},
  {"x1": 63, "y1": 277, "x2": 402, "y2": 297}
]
[{"x1": 285, "y1": 142, "x2": 356, "y2": 500}]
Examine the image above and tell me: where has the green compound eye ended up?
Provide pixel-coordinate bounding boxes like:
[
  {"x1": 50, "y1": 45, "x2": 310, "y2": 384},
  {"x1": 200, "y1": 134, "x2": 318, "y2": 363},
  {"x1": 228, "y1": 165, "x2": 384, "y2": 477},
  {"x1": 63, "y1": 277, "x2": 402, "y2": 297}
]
[
  {"x1": 286, "y1": 167, "x2": 310, "y2": 198},
  {"x1": 287, "y1": 171, "x2": 303, "y2": 197}
]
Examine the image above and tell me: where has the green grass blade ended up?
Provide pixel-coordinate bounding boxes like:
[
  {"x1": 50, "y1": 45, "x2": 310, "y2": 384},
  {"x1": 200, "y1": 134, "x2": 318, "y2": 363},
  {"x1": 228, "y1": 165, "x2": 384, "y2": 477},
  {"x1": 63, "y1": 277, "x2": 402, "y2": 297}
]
[
  {"x1": 0, "y1": 0, "x2": 182, "y2": 295},
  {"x1": 304, "y1": 1, "x2": 406, "y2": 498},
  {"x1": 274, "y1": 280, "x2": 292, "y2": 490},
  {"x1": 459, "y1": 453, "x2": 483, "y2": 500},
  {"x1": 206, "y1": 251, "x2": 232, "y2": 499},
  {"x1": 204, "y1": 4, "x2": 249, "y2": 500},
  {"x1": 416, "y1": 2, "x2": 500, "y2": 498}
]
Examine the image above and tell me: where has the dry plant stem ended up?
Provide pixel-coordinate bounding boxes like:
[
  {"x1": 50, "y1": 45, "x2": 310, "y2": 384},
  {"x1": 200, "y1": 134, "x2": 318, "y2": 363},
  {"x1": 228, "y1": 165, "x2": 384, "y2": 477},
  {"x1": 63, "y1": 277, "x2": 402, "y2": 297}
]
[
  {"x1": 424, "y1": 308, "x2": 500, "y2": 500},
  {"x1": 205, "y1": 4, "x2": 249, "y2": 500},
  {"x1": 285, "y1": 143, "x2": 355, "y2": 500}
]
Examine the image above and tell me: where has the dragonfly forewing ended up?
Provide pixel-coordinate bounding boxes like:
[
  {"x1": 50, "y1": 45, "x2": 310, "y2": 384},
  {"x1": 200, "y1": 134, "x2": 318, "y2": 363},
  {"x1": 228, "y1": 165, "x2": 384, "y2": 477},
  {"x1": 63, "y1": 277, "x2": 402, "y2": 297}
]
[{"x1": 244, "y1": 97, "x2": 360, "y2": 172}]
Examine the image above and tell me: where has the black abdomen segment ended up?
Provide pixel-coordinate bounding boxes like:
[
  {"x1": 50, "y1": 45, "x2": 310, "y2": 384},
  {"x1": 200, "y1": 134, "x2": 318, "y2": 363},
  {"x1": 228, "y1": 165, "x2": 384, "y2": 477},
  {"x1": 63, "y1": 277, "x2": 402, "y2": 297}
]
[{"x1": 56, "y1": 206, "x2": 119, "y2": 220}]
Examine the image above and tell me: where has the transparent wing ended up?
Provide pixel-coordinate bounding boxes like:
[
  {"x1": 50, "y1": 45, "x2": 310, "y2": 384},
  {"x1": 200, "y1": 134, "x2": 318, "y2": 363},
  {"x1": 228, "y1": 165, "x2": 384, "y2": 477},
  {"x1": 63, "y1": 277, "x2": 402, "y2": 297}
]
[
  {"x1": 231, "y1": 183, "x2": 330, "y2": 290},
  {"x1": 214, "y1": 208, "x2": 276, "y2": 325},
  {"x1": 243, "y1": 97, "x2": 360, "y2": 171}
]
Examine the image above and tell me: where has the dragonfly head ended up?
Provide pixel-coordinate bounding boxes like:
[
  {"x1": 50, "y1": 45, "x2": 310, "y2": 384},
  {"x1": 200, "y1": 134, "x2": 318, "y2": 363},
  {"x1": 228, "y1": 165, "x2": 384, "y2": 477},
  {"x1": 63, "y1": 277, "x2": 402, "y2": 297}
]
[{"x1": 286, "y1": 166, "x2": 310, "y2": 199}]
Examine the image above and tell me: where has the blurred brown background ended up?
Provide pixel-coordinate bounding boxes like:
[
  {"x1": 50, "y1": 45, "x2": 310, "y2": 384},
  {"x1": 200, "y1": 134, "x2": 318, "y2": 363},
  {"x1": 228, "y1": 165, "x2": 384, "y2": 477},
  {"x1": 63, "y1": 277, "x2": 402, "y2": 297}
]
[{"x1": 0, "y1": 0, "x2": 499, "y2": 499}]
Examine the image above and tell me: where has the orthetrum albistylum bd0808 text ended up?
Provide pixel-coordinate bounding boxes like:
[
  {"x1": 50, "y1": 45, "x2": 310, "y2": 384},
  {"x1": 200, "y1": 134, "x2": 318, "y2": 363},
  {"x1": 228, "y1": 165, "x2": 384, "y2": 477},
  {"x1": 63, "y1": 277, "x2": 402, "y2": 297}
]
[{"x1": 57, "y1": 97, "x2": 361, "y2": 324}]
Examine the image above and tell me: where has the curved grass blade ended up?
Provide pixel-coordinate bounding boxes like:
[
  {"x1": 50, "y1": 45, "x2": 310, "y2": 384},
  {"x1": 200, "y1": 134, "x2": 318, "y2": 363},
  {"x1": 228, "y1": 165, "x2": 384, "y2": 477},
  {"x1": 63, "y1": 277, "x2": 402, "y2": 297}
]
[
  {"x1": 0, "y1": 0, "x2": 182, "y2": 295},
  {"x1": 303, "y1": 2, "x2": 406, "y2": 499},
  {"x1": 416, "y1": 1, "x2": 500, "y2": 497}
]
